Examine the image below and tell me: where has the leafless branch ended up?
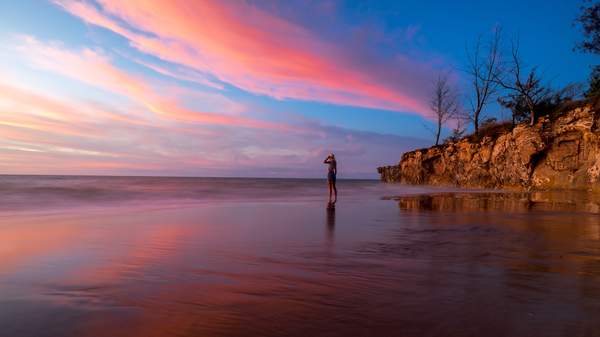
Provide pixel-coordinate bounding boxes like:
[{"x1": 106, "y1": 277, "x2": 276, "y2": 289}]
[
  {"x1": 465, "y1": 26, "x2": 502, "y2": 135},
  {"x1": 493, "y1": 38, "x2": 546, "y2": 125}
]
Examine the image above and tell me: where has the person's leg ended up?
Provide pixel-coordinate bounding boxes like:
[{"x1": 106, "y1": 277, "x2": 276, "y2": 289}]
[
  {"x1": 328, "y1": 181, "x2": 333, "y2": 200},
  {"x1": 332, "y1": 180, "x2": 337, "y2": 201}
]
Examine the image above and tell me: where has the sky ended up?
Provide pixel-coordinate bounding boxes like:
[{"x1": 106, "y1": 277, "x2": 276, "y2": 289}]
[{"x1": 0, "y1": 0, "x2": 596, "y2": 178}]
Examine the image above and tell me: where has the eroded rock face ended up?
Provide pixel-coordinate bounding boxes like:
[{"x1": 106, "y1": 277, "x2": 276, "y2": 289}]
[{"x1": 378, "y1": 105, "x2": 600, "y2": 190}]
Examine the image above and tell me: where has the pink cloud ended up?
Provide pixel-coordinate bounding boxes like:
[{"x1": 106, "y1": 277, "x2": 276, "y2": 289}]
[
  {"x1": 54, "y1": 0, "x2": 433, "y2": 114},
  {"x1": 15, "y1": 36, "x2": 293, "y2": 131}
]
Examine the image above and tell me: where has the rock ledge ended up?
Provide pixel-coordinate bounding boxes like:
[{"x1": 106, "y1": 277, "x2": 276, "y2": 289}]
[{"x1": 378, "y1": 105, "x2": 600, "y2": 190}]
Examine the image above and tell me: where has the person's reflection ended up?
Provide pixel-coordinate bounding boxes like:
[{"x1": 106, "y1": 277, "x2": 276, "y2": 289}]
[{"x1": 326, "y1": 201, "x2": 336, "y2": 244}]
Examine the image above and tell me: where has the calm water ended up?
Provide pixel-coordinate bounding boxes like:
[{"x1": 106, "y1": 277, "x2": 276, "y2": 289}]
[{"x1": 1, "y1": 176, "x2": 599, "y2": 337}]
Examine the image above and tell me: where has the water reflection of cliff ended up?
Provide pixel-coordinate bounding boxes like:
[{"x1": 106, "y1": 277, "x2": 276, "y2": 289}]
[{"x1": 390, "y1": 191, "x2": 600, "y2": 214}]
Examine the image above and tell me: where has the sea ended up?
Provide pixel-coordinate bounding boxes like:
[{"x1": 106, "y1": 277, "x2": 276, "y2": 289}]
[{"x1": 1, "y1": 175, "x2": 599, "y2": 337}]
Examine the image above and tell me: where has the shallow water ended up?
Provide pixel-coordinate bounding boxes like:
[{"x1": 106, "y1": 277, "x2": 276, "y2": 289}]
[{"x1": 1, "y1": 176, "x2": 599, "y2": 337}]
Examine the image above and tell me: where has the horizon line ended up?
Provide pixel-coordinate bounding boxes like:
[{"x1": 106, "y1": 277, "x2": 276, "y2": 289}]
[{"x1": 0, "y1": 173, "x2": 380, "y2": 181}]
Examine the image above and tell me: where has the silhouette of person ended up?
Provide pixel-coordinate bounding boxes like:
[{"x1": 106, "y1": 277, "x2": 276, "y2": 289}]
[{"x1": 323, "y1": 153, "x2": 337, "y2": 202}]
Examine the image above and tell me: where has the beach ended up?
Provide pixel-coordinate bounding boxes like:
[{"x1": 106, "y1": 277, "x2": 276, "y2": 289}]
[{"x1": 1, "y1": 176, "x2": 599, "y2": 337}]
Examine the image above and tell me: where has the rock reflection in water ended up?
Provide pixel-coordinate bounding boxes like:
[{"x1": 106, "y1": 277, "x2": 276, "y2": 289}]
[{"x1": 391, "y1": 191, "x2": 600, "y2": 213}]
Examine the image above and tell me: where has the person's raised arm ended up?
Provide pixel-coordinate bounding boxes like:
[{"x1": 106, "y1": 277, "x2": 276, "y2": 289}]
[{"x1": 323, "y1": 157, "x2": 330, "y2": 164}]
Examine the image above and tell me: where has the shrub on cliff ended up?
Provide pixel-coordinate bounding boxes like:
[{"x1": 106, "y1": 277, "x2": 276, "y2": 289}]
[
  {"x1": 467, "y1": 118, "x2": 512, "y2": 141},
  {"x1": 498, "y1": 83, "x2": 583, "y2": 124},
  {"x1": 443, "y1": 127, "x2": 465, "y2": 143},
  {"x1": 586, "y1": 65, "x2": 600, "y2": 98}
]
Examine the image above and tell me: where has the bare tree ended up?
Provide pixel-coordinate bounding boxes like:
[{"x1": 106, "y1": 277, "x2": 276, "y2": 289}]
[
  {"x1": 494, "y1": 40, "x2": 547, "y2": 126},
  {"x1": 429, "y1": 73, "x2": 459, "y2": 145},
  {"x1": 465, "y1": 27, "x2": 502, "y2": 135}
]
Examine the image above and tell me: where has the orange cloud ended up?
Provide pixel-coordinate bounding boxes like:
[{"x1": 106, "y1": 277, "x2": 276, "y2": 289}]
[{"x1": 55, "y1": 0, "x2": 431, "y2": 114}]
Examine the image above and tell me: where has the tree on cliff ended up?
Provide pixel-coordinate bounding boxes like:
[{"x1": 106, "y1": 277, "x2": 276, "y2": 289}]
[
  {"x1": 465, "y1": 27, "x2": 502, "y2": 136},
  {"x1": 575, "y1": 0, "x2": 600, "y2": 98},
  {"x1": 575, "y1": 1, "x2": 600, "y2": 54},
  {"x1": 498, "y1": 83, "x2": 580, "y2": 125},
  {"x1": 494, "y1": 40, "x2": 547, "y2": 126},
  {"x1": 429, "y1": 73, "x2": 459, "y2": 145}
]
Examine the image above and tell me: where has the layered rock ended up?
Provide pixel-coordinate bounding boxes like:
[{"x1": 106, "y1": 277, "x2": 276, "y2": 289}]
[{"x1": 378, "y1": 105, "x2": 600, "y2": 190}]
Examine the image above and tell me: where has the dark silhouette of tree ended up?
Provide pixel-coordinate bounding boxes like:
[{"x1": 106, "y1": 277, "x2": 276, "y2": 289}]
[
  {"x1": 494, "y1": 41, "x2": 547, "y2": 126},
  {"x1": 465, "y1": 27, "x2": 502, "y2": 135},
  {"x1": 575, "y1": 1, "x2": 600, "y2": 98},
  {"x1": 575, "y1": 1, "x2": 600, "y2": 54},
  {"x1": 498, "y1": 94, "x2": 529, "y2": 126},
  {"x1": 429, "y1": 73, "x2": 459, "y2": 145}
]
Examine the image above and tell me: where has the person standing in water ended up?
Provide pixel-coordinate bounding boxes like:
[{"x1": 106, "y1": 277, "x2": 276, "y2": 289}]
[{"x1": 323, "y1": 153, "x2": 337, "y2": 202}]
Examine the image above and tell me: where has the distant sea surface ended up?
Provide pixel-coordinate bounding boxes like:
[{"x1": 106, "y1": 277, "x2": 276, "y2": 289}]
[
  {"x1": 0, "y1": 175, "x2": 438, "y2": 211},
  {"x1": 1, "y1": 175, "x2": 599, "y2": 337}
]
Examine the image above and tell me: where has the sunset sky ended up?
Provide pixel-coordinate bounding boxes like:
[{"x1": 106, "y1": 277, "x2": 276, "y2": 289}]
[{"x1": 0, "y1": 0, "x2": 595, "y2": 178}]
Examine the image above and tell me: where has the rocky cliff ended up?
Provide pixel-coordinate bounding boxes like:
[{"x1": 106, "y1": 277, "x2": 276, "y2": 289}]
[{"x1": 378, "y1": 104, "x2": 600, "y2": 190}]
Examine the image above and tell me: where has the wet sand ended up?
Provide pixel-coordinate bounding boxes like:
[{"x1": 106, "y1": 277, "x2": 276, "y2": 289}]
[{"x1": 1, "y1": 177, "x2": 599, "y2": 337}]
